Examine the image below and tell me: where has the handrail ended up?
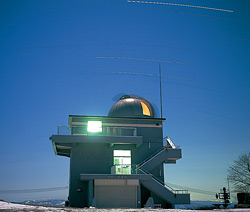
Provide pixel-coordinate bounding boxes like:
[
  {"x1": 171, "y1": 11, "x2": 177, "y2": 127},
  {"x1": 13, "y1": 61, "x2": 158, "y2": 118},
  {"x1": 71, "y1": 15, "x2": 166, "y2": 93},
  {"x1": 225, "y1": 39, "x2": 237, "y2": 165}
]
[
  {"x1": 137, "y1": 147, "x2": 166, "y2": 168},
  {"x1": 138, "y1": 168, "x2": 189, "y2": 194},
  {"x1": 57, "y1": 125, "x2": 69, "y2": 135},
  {"x1": 111, "y1": 164, "x2": 138, "y2": 175},
  {"x1": 139, "y1": 168, "x2": 174, "y2": 191},
  {"x1": 56, "y1": 125, "x2": 137, "y2": 136}
]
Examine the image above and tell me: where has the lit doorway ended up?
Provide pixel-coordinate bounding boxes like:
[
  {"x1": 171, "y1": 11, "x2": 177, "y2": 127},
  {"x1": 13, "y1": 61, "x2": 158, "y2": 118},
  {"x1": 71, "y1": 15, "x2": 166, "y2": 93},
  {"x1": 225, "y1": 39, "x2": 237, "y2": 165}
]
[{"x1": 113, "y1": 150, "x2": 131, "y2": 174}]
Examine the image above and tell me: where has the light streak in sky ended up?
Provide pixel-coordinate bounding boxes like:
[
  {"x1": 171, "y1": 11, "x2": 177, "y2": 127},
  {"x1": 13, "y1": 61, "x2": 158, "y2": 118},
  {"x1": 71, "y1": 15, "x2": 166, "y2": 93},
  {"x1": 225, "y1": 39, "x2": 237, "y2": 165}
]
[
  {"x1": 160, "y1": 10, "x2": 233, "y2": 20},
  {"x1": 96, "y1": 56, "x2": 184, "y2": 64},
  {"x1": 112, "y1": 71, "x2": 196, "y2": 81},
  {"x1": 127, "y1": 0, "x2": 233, "y2": 13}
]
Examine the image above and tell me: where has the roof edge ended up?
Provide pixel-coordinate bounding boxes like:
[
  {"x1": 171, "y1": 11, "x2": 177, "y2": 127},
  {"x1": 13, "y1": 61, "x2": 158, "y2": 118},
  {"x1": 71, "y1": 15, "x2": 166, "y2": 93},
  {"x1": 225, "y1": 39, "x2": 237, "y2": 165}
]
[{"x1": 69, "y1": 115, "x2": 166, "y2": 121}]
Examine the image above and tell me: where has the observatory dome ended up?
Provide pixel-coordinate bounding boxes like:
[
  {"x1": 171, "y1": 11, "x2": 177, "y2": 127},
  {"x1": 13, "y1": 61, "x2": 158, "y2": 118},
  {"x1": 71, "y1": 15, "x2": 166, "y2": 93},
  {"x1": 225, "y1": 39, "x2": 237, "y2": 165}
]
[{"x1": 108, "y1": 95, "x2": 157, "y2": 118}]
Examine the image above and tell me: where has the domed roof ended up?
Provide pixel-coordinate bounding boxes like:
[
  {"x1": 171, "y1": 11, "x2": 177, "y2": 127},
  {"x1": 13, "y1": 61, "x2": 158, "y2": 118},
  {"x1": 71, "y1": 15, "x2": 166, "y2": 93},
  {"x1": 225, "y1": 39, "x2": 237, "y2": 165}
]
[{"x1": 108, "y1": 95, "x2": 157, "y2": 118}]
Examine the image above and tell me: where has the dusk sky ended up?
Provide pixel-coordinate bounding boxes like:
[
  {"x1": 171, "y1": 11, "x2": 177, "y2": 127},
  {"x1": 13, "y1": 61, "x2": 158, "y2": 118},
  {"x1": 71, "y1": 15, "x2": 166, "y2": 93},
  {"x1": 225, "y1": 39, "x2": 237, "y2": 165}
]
[{"x1": 0, "y1": 0, "x2": 250, "y2": 202}]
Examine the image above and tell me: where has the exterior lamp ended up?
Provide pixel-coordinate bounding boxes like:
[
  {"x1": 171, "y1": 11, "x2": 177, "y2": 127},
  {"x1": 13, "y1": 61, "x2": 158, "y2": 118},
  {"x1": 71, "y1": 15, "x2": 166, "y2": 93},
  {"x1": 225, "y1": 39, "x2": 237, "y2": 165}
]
[{"x1": 87, "y1": 121, "x2": 102, "y2": 133}]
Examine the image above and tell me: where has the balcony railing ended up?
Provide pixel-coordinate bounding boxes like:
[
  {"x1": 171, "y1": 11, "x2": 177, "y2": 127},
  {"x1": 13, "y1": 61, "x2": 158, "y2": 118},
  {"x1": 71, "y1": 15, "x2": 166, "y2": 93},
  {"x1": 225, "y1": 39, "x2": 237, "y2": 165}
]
[
  {"x1": 57, "y1": 125, "x2": 137, "y2": 137},
  {"x1": 111, "y1": 164, "x2": 138, "y2": 175},
  {"x1": 110, "y1": 165, "x2": 189, "y2": 194}
]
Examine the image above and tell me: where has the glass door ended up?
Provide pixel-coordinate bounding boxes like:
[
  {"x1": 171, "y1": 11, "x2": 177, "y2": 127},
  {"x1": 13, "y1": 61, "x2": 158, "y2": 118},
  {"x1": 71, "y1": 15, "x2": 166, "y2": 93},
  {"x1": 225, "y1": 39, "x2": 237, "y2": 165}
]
[{"x1": 113, "y1": 150, "x2": 131, "y2": 174}]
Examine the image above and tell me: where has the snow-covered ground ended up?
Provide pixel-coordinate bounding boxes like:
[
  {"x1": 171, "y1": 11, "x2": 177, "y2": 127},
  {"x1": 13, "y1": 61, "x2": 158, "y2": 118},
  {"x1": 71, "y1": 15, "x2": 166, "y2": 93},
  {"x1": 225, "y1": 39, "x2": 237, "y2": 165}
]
[{"x1": 0, "y1": 201, "x2": 250, "y2": 212}]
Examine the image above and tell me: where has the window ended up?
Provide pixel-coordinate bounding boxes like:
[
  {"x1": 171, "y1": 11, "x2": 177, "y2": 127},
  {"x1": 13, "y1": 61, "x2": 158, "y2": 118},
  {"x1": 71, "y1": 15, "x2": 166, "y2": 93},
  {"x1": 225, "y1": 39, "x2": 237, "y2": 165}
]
[{"x1": 140, "y1": 101, "x2": 151, "y2": 116}]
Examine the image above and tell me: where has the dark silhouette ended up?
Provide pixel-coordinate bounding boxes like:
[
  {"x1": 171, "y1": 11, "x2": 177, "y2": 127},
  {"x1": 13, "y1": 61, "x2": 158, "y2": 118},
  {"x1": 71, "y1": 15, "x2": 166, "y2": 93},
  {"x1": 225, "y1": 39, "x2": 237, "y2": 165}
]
[
  {"x1": 235, "y1": 193, "x2": 250, "y2": 208},
  {"x1": 228, "y1": 152, "x2": 250, "y2": 193},
  {"x1": 213, "y1": 187, "x2": 230, "y2": 208}
]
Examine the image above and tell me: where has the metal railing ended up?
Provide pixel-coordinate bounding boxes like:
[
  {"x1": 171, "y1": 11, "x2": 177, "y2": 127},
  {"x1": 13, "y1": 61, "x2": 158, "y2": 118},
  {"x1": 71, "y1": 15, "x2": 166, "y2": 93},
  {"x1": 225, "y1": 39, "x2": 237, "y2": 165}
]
[
  {"x1": 138, "y1": 168, "x2": 189, "y2": 194},
  {"x1": 111, "y1": 164, "x2": 138, "y2": 175},
  {"x1": 137, "y1": 144, "x2": 181, "y2": 169},
  {"x1": 57, "y1": 125, "x2": 71, "y2": 135},
  {"x1": 109, "y1": 164, "x2": 189, "y2": 194},
  {"x1": 103, "y1": 127, "x2": 137, "y2": 136},
  {"x1": 57, "y1": 125, "x2": 137, "y2": 137},
  {"x1": 137, "y1": 147, "x2": 166, "y2": 168}
]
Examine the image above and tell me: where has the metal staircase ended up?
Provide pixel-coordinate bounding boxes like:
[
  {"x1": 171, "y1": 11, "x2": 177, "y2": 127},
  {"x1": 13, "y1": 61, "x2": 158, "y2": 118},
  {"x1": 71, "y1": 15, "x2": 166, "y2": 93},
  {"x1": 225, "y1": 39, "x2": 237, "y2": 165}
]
[
  {"x1": 137, "y1": 147, "x2": 167, "y2": 167},
  {"x1": 139, "y1": 168, "x2": 190, "y2": 205},
  {"x1": 137, "y1": 147, "x2": 181, "y2": 172},
  {"x1": 136, "y1": 137, "x2": 190, "y2": 205}
]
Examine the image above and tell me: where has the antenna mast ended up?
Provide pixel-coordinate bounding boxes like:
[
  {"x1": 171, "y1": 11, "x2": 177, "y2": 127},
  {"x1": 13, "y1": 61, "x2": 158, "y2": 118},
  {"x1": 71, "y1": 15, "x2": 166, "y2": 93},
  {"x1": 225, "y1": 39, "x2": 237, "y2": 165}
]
[{"x1": 159, "y1": 63, "x2": 163, "y2": 118}]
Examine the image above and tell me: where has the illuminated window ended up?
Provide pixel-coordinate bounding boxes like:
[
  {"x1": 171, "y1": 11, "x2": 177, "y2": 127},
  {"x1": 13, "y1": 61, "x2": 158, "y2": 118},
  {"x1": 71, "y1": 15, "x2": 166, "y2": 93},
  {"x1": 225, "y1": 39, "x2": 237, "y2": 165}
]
[
  {"x1": 87, "y1": 121, "x2": 102, "y2": 133},
  {"x1": 114, "y1": 150, "x2": 131, "y2": 174},
  {"x1": 140, "y1": 101, "x2": 151, "y2": 116},
  {"x1": 114, "y1": 150, "x2": 131, "y2": 157}
]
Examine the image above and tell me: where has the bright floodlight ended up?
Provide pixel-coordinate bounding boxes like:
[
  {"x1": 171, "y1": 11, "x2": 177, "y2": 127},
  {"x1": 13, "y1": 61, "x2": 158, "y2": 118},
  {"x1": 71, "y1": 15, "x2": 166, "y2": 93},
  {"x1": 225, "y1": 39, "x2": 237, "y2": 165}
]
[{"x1": 87, "y1": 121, "x2": 102, "y2": 133}]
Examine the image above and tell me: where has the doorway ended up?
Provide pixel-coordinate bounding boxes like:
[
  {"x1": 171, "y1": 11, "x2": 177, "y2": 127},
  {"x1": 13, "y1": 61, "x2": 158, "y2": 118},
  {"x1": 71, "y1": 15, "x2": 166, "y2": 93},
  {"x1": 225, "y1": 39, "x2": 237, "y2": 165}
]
[{"x1": 113, "y1": 150, "x2": 131, "y2": 174}]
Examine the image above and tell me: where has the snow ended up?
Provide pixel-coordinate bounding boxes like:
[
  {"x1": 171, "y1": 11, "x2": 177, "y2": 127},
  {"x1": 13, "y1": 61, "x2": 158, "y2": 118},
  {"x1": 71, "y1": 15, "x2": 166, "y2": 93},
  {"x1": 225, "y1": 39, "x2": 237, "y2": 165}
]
[{"x1": 0, "y1": 201, "x2": 250, "y2": 212}]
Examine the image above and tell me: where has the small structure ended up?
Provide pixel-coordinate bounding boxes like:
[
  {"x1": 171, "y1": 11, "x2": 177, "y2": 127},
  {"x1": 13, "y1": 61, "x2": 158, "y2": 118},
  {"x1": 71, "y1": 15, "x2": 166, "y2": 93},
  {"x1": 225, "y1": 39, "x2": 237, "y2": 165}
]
[
  {"x1": 50, "y1": 95, "x2": 190, "y2": 208},
  {"x1": 235, "y1": 193, "x2": 250, "y2": 208},
  {"x1": 214, "y1": 187, "x2": 231, "y2": 208}
]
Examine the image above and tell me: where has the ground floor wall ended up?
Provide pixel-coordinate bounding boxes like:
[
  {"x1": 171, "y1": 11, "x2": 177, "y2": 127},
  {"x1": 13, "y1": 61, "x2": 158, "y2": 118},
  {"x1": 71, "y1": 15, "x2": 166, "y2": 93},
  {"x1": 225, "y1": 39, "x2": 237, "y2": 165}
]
[
  {"x1": 68, "y1": 178, "x2": 89, "y2": 207},
  {"x1": 69, "y1": 179, "x2": 140, "y2": 208},
  {"x1": 68, "y1": 178, "x2": 176, "y2": 209}
]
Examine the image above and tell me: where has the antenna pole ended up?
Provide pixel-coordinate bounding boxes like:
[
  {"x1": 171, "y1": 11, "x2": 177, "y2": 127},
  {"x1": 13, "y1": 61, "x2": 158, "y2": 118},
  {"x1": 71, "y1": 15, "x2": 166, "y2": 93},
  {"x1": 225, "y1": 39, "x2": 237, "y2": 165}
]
[{"x1": 159, "y1": 63, "x2": 163, "y2": 119}]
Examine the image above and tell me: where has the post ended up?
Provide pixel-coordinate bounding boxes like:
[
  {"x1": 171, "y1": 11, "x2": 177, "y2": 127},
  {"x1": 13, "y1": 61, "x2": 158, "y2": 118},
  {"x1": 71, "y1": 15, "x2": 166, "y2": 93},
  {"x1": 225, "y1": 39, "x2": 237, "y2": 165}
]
[{"x1": 159, "y1": 63, "x2": 163, "y2": 119}]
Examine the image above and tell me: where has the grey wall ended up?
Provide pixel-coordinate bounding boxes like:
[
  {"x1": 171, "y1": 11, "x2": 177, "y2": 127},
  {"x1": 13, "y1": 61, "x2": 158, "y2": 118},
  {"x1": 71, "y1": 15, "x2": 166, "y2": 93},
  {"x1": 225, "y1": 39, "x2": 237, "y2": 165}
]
[{"x1": 68, "y1": 117, "x2": 165, "y2": 207}]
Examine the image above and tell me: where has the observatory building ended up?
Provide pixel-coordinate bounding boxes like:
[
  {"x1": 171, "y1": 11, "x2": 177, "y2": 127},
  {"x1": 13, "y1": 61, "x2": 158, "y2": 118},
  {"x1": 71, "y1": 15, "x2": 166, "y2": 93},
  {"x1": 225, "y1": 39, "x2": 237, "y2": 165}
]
[{"x1": 50, "y1": 95, "x2": 190, "y2": 208}]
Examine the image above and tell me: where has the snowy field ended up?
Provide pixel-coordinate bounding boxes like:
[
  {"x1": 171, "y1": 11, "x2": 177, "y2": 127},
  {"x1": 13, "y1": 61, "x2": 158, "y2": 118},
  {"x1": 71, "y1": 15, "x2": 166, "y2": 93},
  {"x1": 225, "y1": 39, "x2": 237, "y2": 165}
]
[{"x1": 1, "y1": 201, "x2": 250, "y2": 212}]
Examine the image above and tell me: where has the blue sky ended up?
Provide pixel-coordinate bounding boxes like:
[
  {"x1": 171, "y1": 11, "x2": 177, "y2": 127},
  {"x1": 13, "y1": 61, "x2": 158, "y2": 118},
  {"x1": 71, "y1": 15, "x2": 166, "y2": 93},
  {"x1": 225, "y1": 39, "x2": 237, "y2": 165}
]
[{"x1": 0, "y1": 0, "x2": 249, "y2": 202}]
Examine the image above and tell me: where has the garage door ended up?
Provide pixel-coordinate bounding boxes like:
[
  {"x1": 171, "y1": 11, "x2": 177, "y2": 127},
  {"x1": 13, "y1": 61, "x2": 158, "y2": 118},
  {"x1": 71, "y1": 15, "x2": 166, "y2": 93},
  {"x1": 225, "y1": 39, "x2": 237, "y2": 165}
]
[{"x1": 95, "y1": 186, "x2": 137, "y2": 208}]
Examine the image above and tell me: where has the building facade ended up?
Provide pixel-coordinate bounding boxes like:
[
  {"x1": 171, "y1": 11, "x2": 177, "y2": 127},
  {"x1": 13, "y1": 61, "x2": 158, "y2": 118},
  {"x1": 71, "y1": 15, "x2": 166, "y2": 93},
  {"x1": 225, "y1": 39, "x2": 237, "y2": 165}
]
[{"x1": 50, "y1": 95, "x2": 190, "y2": 208}]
